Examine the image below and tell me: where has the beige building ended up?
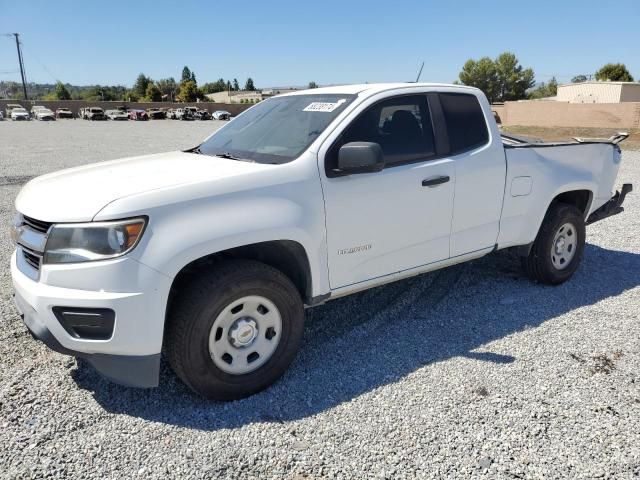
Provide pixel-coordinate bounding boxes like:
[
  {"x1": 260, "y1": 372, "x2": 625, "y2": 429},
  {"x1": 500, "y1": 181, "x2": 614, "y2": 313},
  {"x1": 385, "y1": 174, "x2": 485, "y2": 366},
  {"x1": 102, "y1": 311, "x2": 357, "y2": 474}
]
[
  {"x1": 205, "y1": 90, "x2": 263, "y2": 104},
  {"x1": 557, "y1": 81, "x2": 640, "y2": 103}
]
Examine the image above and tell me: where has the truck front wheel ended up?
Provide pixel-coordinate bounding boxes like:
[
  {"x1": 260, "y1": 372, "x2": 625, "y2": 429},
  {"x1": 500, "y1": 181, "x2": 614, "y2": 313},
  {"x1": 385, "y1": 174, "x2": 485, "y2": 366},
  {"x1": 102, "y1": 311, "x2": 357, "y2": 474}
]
[
  {"x1": 166, "y1": 260, "x2": 304, "y2": 400},
  {"x1": 522, "y1": 203, "x2": 586, "y2": 285}
]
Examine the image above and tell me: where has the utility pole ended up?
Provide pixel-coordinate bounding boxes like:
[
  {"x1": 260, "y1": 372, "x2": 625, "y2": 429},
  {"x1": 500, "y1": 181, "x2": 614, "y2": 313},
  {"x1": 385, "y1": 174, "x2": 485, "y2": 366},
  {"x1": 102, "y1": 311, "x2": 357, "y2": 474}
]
[{"x1": 13, "y1": 33, "x2": 28, "y2": 100}]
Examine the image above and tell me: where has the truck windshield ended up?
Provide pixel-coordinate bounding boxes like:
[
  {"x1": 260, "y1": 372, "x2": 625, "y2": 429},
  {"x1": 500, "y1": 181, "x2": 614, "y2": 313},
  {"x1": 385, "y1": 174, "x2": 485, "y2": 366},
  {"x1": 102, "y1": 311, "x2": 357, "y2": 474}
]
[{"x1": 196, "y1": 94, "x2": 356, "y2": 164}]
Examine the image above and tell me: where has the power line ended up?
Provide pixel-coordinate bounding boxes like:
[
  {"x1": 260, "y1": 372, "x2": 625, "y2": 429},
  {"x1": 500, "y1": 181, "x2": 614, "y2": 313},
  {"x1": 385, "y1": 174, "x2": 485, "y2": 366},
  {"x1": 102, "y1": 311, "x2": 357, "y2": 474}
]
[{"x1": 21, "y1": 43, "x2": 61, "y2": 83}]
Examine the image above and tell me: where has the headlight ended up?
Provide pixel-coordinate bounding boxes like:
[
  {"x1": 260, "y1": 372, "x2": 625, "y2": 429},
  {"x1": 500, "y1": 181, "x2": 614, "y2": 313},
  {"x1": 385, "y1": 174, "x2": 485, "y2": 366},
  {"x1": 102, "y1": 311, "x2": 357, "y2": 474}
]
[{"x1": 44, "y1": 218, "x2": 146, "y2": 264}]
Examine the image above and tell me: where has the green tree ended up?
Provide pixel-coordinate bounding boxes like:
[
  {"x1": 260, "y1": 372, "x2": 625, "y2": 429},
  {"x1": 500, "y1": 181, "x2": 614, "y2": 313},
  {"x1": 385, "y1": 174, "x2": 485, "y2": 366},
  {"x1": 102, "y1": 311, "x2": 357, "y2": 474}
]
[
  {"x1": 494, "y1": 52, "x2": 535, "y2": 101},
  {"x1": 458, "y1": 57, "x2": 499, "y2": 102},
  {"x1": 156, "y1": 77, "x2": 177, "y2": 100},
  {"x1": 145, "y1": 83, "x2": 162, "y2": 102},
  {"x1": 125, "y1": 90, "x2": 139, "y2": 102},
  {"x1": 244, "y1": 77, "x2": 256, "y2": 91},
  {"x1": 233, "y1": 78, "x2": 240, "y2": 91},
  {"x1": 308, "y1": 81, "x2": 318, "y2": 89},
  {"x1": 178, "y1": 80, "x2": 198, "y2": 102},
  {"x1": 133, "y1": 73, "x2": 151, "y2": 98},
  {"x1": 200, "y1": 78, "x2": 227, "y2": 94},
  {"x1": 528, "y1": 77, "x2": 558, "y2": 99},
  {"x1": 595, "y1": 63, "x2": 634, "y2": 82},
  {"x1": 190, "y1": 71, "x2": 197, "y2": 84},
  {"x1": 83, "y1": 85, "x2": 118, "y2": 101},
  {"x1": 55, "y1": 81, "x2": 71, "y2": 100},
  {"x1": 571, "y1": 75, "x2": 588, "y2": 83},
  {"x1": 181, "y1": 66, "x2": 192, "y2": 83}
]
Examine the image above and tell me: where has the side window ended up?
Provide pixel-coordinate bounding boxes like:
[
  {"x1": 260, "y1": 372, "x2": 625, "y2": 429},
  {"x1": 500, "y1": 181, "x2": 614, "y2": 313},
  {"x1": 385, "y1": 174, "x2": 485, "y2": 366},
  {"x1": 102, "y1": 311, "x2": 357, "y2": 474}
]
[
  {"x1": 438, "y1": 93, "x2": 489, "y2": 154},
  {"x1": 327, "y1": 95, "x2": 435, "y2": 173}
]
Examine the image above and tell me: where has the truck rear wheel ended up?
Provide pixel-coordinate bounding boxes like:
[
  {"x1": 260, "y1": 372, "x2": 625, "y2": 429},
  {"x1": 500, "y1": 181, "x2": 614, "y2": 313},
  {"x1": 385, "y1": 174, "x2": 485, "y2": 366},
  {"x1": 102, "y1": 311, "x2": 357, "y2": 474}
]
[
  {"x1": 522, "y1": 203, "x2": 585, "y2": 285},
  {"x1": 166, "y1": 260, "x2": 304, "y2": 400}
]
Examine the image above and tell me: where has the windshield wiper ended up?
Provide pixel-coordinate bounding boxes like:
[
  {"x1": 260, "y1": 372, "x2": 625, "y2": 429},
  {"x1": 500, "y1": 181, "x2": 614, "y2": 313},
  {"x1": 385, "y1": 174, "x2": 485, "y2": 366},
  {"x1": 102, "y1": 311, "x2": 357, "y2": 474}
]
[
  {"x1": 215, "y1": 152, "x2": 254, "y2": 162},
  {"x1": 216, "y1": 151, "x2": 240, "y2": 160},
  {"x1": 188, "y1": 146, "x2": 203, "y2": 154}
]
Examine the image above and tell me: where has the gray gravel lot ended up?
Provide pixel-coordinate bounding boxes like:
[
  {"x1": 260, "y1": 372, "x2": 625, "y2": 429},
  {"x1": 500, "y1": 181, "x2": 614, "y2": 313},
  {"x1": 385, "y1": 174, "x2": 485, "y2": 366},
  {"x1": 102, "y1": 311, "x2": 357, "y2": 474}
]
[{"x1": 1, "y1": 120, "x2": 639, "y2": 479}]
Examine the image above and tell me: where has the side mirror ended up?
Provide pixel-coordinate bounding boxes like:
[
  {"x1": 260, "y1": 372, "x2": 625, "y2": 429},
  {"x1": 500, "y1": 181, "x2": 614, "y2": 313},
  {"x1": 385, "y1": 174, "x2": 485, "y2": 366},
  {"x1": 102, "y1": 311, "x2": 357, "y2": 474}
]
[{"x1": 336, "y1": 142, "x2": 385, "y2": 175}]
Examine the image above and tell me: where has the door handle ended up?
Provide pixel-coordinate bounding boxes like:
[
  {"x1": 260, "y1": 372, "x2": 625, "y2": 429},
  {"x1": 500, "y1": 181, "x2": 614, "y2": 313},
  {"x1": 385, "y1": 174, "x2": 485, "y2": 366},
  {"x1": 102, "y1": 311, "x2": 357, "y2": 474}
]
[{"x1": 422, "y1": 175, "x2": 450, "y2": 187}]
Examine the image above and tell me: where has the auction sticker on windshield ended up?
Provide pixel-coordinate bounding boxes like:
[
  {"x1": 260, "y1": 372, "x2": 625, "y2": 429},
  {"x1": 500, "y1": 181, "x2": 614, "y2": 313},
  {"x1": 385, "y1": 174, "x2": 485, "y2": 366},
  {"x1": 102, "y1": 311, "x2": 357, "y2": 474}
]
[{"x1": 303, "y1": 99, "x2": 347, "y2": 112}]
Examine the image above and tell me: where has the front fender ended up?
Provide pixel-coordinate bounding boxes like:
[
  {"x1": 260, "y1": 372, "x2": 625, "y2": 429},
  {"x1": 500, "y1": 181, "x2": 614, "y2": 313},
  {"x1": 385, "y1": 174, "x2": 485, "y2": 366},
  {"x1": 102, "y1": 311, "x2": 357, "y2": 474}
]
[{"x1": 118, "y1": 194, "x2": 329, "y2": 298}]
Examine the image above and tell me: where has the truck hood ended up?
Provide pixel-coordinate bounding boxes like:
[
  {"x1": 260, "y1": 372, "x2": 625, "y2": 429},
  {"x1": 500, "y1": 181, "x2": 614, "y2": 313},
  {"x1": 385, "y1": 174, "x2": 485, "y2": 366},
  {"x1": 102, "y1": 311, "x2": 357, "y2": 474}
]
[{"x1": 16, "y1": 151, "x2": 269, "y2": 222}]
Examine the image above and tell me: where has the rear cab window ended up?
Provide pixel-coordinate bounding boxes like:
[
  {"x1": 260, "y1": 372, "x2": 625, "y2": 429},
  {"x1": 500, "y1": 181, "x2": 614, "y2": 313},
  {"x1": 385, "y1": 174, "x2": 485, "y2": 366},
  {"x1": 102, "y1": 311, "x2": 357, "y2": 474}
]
[{"x1": 438, "y1": 93, "x2": 489, "y2": 154}]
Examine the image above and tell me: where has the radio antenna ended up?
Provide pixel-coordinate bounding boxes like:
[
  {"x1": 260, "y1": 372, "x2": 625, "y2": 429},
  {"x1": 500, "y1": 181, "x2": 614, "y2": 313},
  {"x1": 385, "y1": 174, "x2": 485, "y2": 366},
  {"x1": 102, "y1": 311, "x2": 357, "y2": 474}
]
[{"x1": 415, "y1": 61, "x2": 425, "y2": 83}]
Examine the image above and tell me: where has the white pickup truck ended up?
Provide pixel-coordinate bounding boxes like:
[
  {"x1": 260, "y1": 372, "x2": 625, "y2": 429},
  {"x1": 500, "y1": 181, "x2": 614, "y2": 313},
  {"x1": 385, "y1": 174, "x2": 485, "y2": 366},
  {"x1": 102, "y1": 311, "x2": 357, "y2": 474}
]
[{"x1": 11, "y1": 83, "x2": 632, "y2": 400}]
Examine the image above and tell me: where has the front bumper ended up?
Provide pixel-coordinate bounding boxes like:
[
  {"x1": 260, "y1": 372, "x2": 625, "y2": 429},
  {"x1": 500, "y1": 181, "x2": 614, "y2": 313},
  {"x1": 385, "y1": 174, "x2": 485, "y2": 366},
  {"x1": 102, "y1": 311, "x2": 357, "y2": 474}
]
[{"x1": 11, "y1": 251, "x2": 172, "y2": 388}]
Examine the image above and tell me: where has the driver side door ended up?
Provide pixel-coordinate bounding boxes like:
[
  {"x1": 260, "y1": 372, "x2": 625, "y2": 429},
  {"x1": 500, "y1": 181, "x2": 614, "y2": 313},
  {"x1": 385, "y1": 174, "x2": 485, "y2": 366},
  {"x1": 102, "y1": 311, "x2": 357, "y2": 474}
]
[{"x1": 319, "y1": 93, "x2": 455, "y2": 289}]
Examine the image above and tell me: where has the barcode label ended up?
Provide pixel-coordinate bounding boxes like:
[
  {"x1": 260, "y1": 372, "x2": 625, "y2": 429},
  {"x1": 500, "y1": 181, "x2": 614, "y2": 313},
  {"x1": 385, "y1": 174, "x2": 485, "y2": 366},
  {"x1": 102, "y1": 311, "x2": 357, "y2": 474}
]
[{"x1": 303, "y1": 99, "x2": 346, "y2": 112}]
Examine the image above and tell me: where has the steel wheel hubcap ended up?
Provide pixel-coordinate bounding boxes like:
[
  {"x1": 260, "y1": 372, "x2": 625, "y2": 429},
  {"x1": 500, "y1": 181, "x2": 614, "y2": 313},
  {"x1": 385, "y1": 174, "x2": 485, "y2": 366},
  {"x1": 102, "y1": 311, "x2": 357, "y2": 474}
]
[
  {"x1": 551, "y1": 222, "x2": 577, "y2": 270},
  {"x1": 208, "y1": 295, "x2": 282, "y2": 375}
]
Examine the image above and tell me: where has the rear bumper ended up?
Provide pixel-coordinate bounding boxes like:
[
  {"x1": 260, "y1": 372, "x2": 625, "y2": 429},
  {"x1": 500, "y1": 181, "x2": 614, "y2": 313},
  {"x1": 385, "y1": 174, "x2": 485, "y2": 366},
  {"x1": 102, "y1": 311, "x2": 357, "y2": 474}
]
[
  {"x1": 15, "y1": 290, "x2": 160, "y2": 387},
  {"x1": 587, "y1": 183, "x2": 633, "y2": 225}
]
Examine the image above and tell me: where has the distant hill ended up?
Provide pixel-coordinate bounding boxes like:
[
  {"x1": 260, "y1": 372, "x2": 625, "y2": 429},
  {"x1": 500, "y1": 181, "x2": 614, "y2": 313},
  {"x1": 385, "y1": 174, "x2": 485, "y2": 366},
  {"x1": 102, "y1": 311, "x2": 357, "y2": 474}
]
[{"x1": 0, "y1": 81, "x2": 127, "y2": 101}]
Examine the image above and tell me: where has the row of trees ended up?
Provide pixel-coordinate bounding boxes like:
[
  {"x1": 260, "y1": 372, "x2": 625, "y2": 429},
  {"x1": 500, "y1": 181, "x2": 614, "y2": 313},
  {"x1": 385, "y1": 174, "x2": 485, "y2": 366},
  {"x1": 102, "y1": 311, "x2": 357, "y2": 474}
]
[
  {"x1": 458, "y1": 53, "x2": 635, "y2": 102},
  {"x1": 42, "y1": 66, "x2": 259, "y2": 102},
  {"x1": 126, "y1": 67, "x2": 259, "y2": 102}
]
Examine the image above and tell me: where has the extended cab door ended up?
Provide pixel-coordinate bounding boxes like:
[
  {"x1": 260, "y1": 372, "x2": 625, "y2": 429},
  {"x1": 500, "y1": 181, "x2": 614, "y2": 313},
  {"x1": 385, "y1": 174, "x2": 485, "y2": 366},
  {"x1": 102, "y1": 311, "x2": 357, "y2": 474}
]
[
  {"x1": 319, "y1": 93, "x2": 455, "y2": 289},
  {"x1": 434, "y1": 92, "x2": 506, "y2": 257}
]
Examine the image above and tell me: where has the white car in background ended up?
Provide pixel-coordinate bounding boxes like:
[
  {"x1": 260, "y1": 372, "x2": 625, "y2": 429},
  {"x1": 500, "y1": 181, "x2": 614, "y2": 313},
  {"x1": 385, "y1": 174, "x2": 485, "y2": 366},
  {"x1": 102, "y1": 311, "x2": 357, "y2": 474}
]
[
  {"x1": 105, "y1": 109, "x2": 129, "y2": 121},
  {"x1": 212, "y1": 110, "x2": 231, "y2": 120},
  {"x1": 32, "y1": 106, "x2": 56, "y2": 121},
  {"x1": 55, "y1": 108, "x2": 74, "y2": 119},
  {"x1": 10, "y1": 107, "x2": 30, "y2": 120}
]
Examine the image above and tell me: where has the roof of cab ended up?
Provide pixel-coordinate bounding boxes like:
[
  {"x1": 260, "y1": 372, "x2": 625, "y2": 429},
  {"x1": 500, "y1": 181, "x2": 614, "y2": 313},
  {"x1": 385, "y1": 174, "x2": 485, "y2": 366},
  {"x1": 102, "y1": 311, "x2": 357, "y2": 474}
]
[{"x1": 280, "y1": 82, "x2": 480, "y2": 97}]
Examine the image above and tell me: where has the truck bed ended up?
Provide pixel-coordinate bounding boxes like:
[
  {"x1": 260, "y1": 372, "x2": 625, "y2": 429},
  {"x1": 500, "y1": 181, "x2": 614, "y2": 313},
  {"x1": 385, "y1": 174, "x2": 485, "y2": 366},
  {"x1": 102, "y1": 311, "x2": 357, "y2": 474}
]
[{"x1": 496, "y1": 132, "x2": 628, "y2": 251}]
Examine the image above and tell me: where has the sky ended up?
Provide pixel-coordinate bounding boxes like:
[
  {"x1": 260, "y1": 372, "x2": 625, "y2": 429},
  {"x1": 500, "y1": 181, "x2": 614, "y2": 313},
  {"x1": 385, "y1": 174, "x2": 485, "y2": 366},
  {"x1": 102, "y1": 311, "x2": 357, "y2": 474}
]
[{"x1": 1, "y1": 0, "x2": 639, "y2": 88}]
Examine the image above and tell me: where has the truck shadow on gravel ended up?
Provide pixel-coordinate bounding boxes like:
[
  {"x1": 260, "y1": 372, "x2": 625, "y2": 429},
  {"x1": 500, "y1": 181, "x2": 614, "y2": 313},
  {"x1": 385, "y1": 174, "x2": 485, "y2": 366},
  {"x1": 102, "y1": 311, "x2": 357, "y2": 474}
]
[{"x1": 72, "y1": 243, "x2": 640, "y2": 430}]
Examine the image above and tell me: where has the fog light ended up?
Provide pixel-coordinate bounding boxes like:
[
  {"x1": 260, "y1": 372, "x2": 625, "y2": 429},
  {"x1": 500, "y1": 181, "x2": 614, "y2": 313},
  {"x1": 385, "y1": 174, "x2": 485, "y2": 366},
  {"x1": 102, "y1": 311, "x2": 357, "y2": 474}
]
[{"x1": 52, "y1": 307, "x2": 115, "y2": 340}]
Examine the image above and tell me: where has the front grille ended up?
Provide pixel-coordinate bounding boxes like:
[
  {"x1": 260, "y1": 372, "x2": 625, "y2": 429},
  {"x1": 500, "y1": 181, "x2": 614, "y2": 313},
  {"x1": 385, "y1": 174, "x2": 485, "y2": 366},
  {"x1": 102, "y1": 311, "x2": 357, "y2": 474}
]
[
  {"x1": 22, "y1": 247, "x2": 42, "y2": 270},
  {"x1": 22, "y1": 215, "x2": 52, "y2": 234}
]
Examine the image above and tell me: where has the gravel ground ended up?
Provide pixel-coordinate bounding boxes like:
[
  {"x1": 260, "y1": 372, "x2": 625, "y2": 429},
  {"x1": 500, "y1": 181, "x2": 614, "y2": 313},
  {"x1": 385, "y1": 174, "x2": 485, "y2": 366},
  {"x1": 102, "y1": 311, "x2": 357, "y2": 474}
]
[{"x1": 1, "y1": 121, "x2": 639, "y2": 479}]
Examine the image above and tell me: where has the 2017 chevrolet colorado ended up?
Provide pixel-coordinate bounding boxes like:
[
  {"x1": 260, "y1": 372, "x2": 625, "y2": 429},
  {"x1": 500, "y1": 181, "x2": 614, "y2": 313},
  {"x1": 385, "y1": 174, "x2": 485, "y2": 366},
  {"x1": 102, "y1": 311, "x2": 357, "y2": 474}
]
[{"x1": 11, "y1": 83, "x2": 632, "y2": 400}]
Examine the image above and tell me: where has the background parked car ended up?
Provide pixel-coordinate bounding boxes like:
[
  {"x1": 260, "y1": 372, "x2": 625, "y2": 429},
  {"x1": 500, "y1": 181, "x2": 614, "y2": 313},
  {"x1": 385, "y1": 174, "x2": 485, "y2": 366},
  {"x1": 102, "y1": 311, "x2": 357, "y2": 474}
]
[
  {"x1": 212, "y1": 110, "x2": 231, "y2": 120},
  {"x1": 105, "y1": 109, "x2": 129, "y2": 121},
  {"x1": 31, "y1": 106, "x2": 55, "y2": 121},
  {"x1": 174, "y1": 108, "x2": 194, "y2": 120},
  {"x1": 165, "y1": 108, "x2": 177, "y2": 119},
  {"x1": 5, "y1": 103, "x2": 24, "y2": 118},
  {"x1": 195, "y1": 109, "x2": 211, "y2": 120},
  {"x1": 10, "y1": 107, "x2": 30, "y2": 120},
  {"x1": 81, "y1": 107, "x2": 106, "y2": 120},
  {"x1": 55, "y1": 107, "x2": 74, "y2": 119},
  {"x1": 147, "y1": 108, "x2": 166, "y2": 119},
  {"x1": 129, "y1": 109, "x2": 148, "y2": 121}
]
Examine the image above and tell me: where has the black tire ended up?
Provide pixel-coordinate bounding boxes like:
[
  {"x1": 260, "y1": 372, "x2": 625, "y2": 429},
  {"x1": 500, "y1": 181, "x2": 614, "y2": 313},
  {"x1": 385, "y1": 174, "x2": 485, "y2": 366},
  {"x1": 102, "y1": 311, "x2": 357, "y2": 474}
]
[
  {"x1": 522, "y1": 203, "x2": 586, "y2": 285},
  {"x1": 165, "y1": 260, "x2": 304, "y2": 400}
]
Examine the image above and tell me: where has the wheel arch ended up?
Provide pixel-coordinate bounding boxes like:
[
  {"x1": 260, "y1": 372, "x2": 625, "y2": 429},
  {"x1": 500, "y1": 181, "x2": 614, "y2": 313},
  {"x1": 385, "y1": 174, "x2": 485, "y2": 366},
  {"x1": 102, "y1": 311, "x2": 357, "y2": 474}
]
[
  {"x1": 515, "y1": 188, "x2": 593, "y2": 256},
  {"x1": 551, "y1": 189, "x2": 593, "y2": 219},
  {"x1": 168, "y1": 239, "x2": 314, "y2": 306}
]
